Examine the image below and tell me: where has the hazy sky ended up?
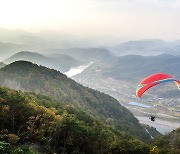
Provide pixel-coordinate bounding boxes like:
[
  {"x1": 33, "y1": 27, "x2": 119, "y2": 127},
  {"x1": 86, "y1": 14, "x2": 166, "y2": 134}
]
[{"x1": 0, "y1": 0, "x2": 180, "y2": 40}]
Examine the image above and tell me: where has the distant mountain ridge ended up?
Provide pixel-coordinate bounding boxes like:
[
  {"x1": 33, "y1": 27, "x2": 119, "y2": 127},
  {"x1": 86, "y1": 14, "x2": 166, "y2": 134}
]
[
  {"x1": 3, "y1": 51, "x2": 83, "y2": 72},
  {"x1": 45, "y1": 48, "x2": 112, "y2": 63},
  {"x1": 104, "y1": 54, "x2": 180, "y2": 81},
  {"x1": 109, "y1": 39, "x2": 180, "y2": 56},
  {"x1": 1, "y1": 28, "x2": 180, "y2": 57},
  {"x1": 0, "y1": 28, "x2": 112, "y2": 49},
  {"x1": 0, "y1": 42, "x2": 24, "y2": 61},
  {"x1": 74, "y1": 54, "x2": 180, "y2": 82}
]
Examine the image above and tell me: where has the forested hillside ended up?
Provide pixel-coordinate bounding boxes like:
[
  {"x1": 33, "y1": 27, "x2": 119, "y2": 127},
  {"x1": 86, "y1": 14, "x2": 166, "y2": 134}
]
[
  {"x1": 0, "y1": 87, "x2": 150, "y2": 153},
  {"x1": 151, "y1": 128, "x2": 180, "y2": 154},
  {"x1": 0, "y1": 61, "x2": 158, "y2": 141}
]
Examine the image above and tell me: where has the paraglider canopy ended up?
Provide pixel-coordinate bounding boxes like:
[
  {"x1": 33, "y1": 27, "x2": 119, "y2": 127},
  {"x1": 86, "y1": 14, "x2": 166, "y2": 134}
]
[{"x1": 136, "y1": 73, "x2": 180, "y2": 98}]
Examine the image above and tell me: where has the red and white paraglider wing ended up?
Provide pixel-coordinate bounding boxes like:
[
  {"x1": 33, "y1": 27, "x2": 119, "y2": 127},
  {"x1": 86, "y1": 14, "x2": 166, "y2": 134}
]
[{"x1": 136, "y1": 73, "x2": 179, "y2": 98}]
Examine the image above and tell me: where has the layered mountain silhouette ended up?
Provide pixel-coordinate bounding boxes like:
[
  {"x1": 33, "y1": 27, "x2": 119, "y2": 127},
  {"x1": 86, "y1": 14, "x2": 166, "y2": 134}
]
[
  {"x1": 44, "y1": 48, "x2": 112, "y2": 63},
  {"x1": 3, "y1": 51, "x2": 83, "y2": 72},
  {"x1": 109, "y1": 39, "x2": 180, "y2": 56}
]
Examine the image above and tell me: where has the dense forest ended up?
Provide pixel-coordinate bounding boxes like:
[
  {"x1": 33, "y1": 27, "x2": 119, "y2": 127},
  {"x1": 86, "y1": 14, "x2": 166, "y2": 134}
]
[
  {"x1": 0, "y1": 61, "x2": 159, "y2": 141},
  {"x1": 151, "y1": 128, "x2": 180, "y2": 154},
  {"x1": 0, "y1": 87, "x2": 179, "y2": 153},
  {"x1": 0, "y1": 87, "x2": 150, "y2": 153}
]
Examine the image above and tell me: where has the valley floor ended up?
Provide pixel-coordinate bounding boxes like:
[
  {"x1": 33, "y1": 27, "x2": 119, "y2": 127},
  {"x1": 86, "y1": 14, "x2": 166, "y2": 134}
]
[{"x1": 136, "y1": 116, "x2": 180, "y2": 134}]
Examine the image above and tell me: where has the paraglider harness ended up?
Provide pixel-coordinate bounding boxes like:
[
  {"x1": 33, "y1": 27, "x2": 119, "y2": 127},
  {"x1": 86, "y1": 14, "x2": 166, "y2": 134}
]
[{"x1": 149, "y1": 116, "x2": 155, "y2": 122}]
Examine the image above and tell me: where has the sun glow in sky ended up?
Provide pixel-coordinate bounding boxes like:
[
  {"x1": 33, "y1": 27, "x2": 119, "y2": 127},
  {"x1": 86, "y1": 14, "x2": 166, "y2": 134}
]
[{"x1": 0, "y1": 0, "x2": 180, "y2": 40}]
